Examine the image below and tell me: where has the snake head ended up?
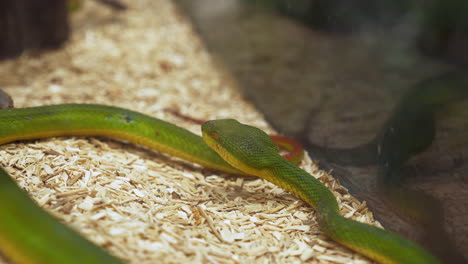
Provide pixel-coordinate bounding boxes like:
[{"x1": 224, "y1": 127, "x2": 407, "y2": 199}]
[{"x1": 202, "y1": 119, "x2": 280, "y2": 174}]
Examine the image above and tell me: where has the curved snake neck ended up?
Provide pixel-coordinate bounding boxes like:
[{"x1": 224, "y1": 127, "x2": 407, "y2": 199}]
[{"x1": 266, "y1": 159, "x2": 438, "y2": 264}]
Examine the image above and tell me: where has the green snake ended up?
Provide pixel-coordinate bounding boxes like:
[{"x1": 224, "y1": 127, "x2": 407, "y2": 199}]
[{"x1": 0, "y1": 104, "x2": 439, "y2": 264}]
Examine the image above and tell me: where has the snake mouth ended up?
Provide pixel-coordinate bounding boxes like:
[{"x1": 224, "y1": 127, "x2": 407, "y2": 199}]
[
  {"x1": 202, "y1": 122, "x2": 249, "y2": 175},
  {"x1": 202, "y1": 132, "x2": 220, "y2": 153}
]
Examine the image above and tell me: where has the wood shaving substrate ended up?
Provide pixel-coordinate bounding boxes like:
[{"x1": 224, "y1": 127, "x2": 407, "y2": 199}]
[{"x1": 0, "y1": 1, "x2": 378, "y2": 263}]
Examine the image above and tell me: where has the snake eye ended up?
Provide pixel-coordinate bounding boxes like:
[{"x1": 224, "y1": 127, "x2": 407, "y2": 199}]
[{"x1": 211, "y1": 131, "x2": 219, "y2": 140}]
